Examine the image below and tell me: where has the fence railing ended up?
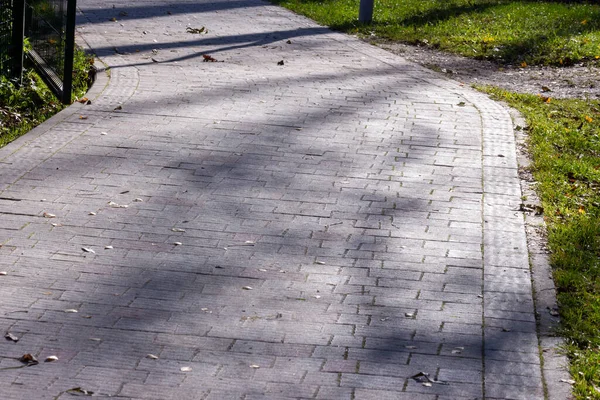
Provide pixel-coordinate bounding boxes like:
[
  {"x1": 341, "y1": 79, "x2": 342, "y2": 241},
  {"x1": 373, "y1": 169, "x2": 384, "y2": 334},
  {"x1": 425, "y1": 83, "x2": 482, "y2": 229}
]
[
  {"x1": 0, "y1": 0, "x2": 76, "y2": 104},
  {"x1": 0, "y1": 0, "x2": 23, "y2": 79}
]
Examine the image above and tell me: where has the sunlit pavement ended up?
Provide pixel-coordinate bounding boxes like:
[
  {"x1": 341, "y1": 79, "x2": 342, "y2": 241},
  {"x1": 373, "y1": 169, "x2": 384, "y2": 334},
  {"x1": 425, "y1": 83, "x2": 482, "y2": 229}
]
[{"x1": 0, "y1": 1, "x2": 569, "y2": 399}]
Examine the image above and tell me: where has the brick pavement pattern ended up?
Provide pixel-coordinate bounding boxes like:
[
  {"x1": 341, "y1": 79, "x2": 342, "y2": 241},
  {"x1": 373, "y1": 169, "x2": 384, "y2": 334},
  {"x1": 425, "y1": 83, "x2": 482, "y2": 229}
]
[{"x1": 0, "y1": 1, "x2": 561, "y2": 399}]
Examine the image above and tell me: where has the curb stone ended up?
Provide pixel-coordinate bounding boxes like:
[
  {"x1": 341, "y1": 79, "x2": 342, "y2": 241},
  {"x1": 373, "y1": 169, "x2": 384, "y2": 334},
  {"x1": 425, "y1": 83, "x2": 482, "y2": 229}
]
[{"x1": 508, "y1": 104, "x2": 574, "y2": 400}]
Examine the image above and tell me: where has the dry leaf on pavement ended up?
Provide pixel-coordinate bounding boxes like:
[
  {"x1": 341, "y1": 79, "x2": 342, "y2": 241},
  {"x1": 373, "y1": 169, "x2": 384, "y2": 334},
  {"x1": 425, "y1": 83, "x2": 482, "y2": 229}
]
[{"x1": 5, "y1": 333, "x2": 19, "y2": 342}]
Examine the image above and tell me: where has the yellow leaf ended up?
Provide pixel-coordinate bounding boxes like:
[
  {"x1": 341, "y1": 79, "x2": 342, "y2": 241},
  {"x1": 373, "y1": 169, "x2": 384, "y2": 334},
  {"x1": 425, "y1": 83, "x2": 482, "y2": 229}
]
[
  {"x1": 582, "y1": 20, "x2": 587, "y2": 25},
  {"x1": 585, "y1": 115, "x2": 593, "y2": 123},
  {"x1": 520, "y1": 62, "x2": 527, "y2": 68},
  {"x1": 578, "y1": 207, "x2": 586, "y2": 214}
]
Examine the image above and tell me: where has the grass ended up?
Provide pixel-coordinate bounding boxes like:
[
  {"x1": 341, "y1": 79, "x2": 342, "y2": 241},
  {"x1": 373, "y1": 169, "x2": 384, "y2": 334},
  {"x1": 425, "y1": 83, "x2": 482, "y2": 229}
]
[
  {"x1": 270, "y1": 0, "x2": 600, "y2": 66},
  {"x1": 270, "y1": 0, "x2": 600, "y2": 397},
  {"x1": 0, "y1": 48, "x2": 94, "y2": 148},
  {"x1": 483, "y1": 87, "x2": 600, "y2": 399}
]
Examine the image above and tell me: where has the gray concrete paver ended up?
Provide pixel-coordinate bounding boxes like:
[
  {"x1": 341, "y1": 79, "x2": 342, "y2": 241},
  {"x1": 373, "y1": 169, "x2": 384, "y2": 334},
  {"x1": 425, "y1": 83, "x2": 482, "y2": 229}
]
[{"x1": 0, "y1": 0, "x2": 571, "y2": 398}]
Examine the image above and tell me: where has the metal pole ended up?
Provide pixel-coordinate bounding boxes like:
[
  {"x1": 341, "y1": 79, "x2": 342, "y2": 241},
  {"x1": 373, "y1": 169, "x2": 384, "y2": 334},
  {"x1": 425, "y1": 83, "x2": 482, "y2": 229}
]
[
  {"x1": 62, "y1": 0, "x2": 77, "y2": 104},
  {"x1": 11, "y1": 0, "x2": 25, "y2": 84},
  {"x1": 359, "y1": 0, "x2": 374, "y2": 24}
]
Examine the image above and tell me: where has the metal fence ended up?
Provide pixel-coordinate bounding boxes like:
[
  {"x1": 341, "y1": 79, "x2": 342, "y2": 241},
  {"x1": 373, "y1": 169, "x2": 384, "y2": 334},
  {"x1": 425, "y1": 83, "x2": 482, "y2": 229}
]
[
  {"x1": 0, "y1": 1, "x2": 11, "y2": 77},
  {"x1": 0, "y1": 0, "x2": 20, "y2": 78},
  {"x1": 0, "y1": 0, "x2": 76, "y2": 103},
  {"x1": 26, "y1": 0, "x2": 76, "y2": 103}
]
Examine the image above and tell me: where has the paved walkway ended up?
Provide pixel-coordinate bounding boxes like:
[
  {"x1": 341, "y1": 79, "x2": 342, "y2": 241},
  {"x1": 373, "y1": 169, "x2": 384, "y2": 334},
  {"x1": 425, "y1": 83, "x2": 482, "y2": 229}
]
[{"x1": 0, "y1": 1, "x2": 570, "y2": 399}]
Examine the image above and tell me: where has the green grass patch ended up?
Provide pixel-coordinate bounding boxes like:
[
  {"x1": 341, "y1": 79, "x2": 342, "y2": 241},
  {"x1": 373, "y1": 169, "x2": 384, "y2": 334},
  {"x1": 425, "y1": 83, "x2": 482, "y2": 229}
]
[
  {"x1": 271, "y1": 0, "x2": 600, "y2": 65},
  {"x1": 0, "y1": 48, "x2": 94, "y2": 148},
  {"x1": 482, "y1": 86, "x2": 600, "y2": 399}
]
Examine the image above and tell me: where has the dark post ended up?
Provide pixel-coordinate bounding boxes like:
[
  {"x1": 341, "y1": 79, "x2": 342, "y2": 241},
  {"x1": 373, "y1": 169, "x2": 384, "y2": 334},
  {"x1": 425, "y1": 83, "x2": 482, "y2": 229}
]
[
  {"x1": 11, "y1": 0, "x2": 25, "y2": 83},
  {"x1": 359, "y1": 0, "x2": 374, "y2": 23},
  {"x1": 61, "y1": 0, "x2": 77, "y2": 104}
]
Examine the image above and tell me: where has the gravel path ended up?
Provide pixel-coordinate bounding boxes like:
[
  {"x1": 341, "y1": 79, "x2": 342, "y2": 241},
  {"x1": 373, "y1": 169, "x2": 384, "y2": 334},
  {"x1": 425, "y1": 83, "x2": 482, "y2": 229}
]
[{"x1": 377, "y1": 40, "x2": 600, "y2": 99}]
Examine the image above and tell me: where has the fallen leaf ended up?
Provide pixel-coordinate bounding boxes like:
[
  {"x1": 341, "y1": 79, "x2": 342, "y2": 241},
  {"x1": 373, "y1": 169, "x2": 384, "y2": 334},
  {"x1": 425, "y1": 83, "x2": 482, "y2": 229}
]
[
  {"x1": 560, "y1": 378, "x2": 575, "y2": 385},
  {"x1": 411, "y1": 371, "x2": 446, "y2": 386},
  {"x1": 146, "y1": 354, "x2": 159, "y2": 360},
  {"x1": 457, "y1": 102, "x2": 466, "y2": 107},
  {"x1": 114, "y1": 105, "x2": 122, "y2": 111},
  {"x1": 277, "y1": 60, "x2": 284, "y2": 66},
  {"x1": 405, "y1": 312, "x2": 414, "y2": 318},
  {"x1": 101, "y1": 132, "x2": 108, "y2": 135},
  {"x1": 64, "y1": 309, "x2": 78, "y2": 313},
  {"x1": 43, "y1": 212, "x2": 56, "y2": 218},
  {"x1": 244, "y1": 240, "x2": 255, "y2": 245},
  {"x1": 88, "y1": 212, "x2": 96, "y2": 216},
  {"x1": 105, "y1": 245, "x2": 113, "y2": 249},
  {"x1": 119, "y1": 11, "x2": 128, "y2": 16},
  {"x1": 77, "y1": 97, "x2": 89, "y2": 103},
  {"x1": 82, "y1": 247, "x2": 95, "y2": 254},
  {"x1": 79, "y1": 115, "x2": 88, "y2": 120},
  {"x1": 242, "y1": 286, "x2": 253, "y2": 290},
  {"x1": 202, "y1": 54, "x2": 217, "y2": 62},
  {"x1": 0, "y1": 271, "x2": 7, "y2": 276},
  {"x1": 286, "y1": 40, "x2": 292, "y2": 44},
  {"x1": 108, "y1": 201, "x2": 128, "y2": 208},
  {"x1": 5, "y1": 333, "x2": 19, "y2": 342},
  {"x1": 133, "y1": 198, "x2": 143, "y2": 202},
  {"x1": 66, "y1": 387, "x2": 94, "y2": 396},
  {"x1": 541, "y1": 86, "x2": 552, "y2": 92},
  {"x1": 180, "y1": 366, "x2": 192, "y2": 372},
  {"x1": 45, "y1": 355, "x2": 59, "y2": 362},
  {"x1": 171, "y1": 228, "x2": 186, "y2": 232},
  {"x1": 186, "y1": 26, "x2": 206, "y2": 34},
  {"x1": 173, "y1": 242, "x2": 183, "y2": 246},
  {"x1": 314, "y1": 261, "x2": 326, "y2": 265},
  {"x1": 18, "y1": 354, "x2": 39, "y2": 365},
  {"x1": 411, "y1": 372, "x2": 433, "y2": 384}
]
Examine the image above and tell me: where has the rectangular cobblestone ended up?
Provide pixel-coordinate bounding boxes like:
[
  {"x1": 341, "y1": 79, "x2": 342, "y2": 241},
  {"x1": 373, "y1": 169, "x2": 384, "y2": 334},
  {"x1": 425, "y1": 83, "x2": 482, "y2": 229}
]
[{"x1": 0, "y1": 1, "x2": 551, "y2": 398}]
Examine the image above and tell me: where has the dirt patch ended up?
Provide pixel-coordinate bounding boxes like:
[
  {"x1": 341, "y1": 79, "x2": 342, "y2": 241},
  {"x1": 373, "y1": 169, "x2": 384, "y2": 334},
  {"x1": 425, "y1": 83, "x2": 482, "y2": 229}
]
[{"x1": 374, "y1": 39, "x2": 600, "y2": 100}]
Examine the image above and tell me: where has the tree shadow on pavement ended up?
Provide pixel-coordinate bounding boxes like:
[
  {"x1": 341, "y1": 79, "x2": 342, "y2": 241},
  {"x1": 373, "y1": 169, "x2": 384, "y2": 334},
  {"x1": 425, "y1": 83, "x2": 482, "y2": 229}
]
[{"x1": 0, "y1": 1, "x2": 530, "y2": 398}]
